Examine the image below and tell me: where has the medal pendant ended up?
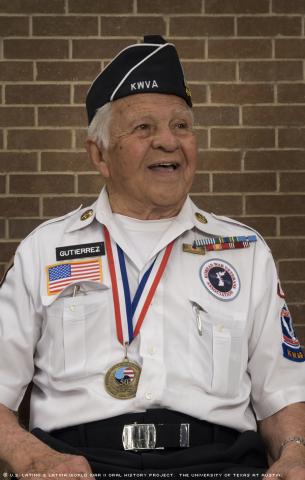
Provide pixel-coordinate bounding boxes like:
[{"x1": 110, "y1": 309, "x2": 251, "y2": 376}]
[{"x1": 105, "y1": 360, "x2": 141, "y2": 399}]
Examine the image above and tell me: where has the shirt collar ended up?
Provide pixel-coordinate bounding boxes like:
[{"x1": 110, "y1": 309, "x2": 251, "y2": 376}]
[{"x1": 66, "y1": 187, "x2": 227, "y2": 267}]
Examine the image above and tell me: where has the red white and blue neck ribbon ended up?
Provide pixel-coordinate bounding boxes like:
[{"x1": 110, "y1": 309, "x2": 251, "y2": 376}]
[{"x1": 103, "y1": 225, "x2": 174, "y2": 345}]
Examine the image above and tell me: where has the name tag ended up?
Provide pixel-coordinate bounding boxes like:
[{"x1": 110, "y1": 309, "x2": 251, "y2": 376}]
[{"x1": 56, "y1": 242, "x2": 105, "y2": 261}]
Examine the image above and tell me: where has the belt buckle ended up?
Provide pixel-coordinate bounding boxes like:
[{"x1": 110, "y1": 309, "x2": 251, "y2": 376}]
[{"x1": 122, "y1": 423, "x2": 157, "y2": 450}]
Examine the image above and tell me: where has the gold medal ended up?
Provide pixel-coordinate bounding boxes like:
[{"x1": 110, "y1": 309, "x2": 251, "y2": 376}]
[{"x1": 105, "y1": 360, "x2": 141, "y2": 399}]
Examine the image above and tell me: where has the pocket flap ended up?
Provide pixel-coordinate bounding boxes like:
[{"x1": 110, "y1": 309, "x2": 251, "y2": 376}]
[{"x1": 41, "y1": 280, "x2": 109, "y2": 306}]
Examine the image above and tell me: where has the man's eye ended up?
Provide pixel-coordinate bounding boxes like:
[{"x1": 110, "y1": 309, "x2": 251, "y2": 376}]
[
  {"x1": 177, "y1": 122, "x2": 189, "y2": 129},
  {"x1": 135, "y1": 124, "x2": 150, "y2": 130}
]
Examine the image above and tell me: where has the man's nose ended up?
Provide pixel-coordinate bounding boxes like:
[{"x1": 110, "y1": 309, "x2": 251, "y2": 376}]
[{"x1": 151, "y1": 127, "x2": 180, "y2": 151}]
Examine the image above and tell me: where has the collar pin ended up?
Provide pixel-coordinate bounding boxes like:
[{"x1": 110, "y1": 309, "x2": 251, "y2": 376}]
[
  {"x1": 80, "y1": 209, "x2": 94, "y2": 221},
  {"x1": 195, "y1": 212, "x2": 208, "y2": 224}
]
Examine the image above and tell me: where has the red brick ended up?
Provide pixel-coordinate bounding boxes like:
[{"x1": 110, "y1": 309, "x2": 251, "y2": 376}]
[
  {"x1": 278, "y1": 84, "x2": 305, "y2": 103},
  {"x1": 10, "y1": 174, "x2": 74, "y2": 194},
  {"x1": 0, "y1": 219, "x2": 5, "y2": 238},
  {"x1": 282, "y1": 283, "x2": 305, "y2": 303},
  {"x1": 246, "y1": 195, "x2": 305, "y2": 215},
  {"x1": 233, "y1": 216, "x2": 277, "y2": 237},
  {"x1": 243, "y1": 106, "x2": 305, "y2": 127},
  {"x1": 208, "y1": 39, "x2": 272, "y2": 59},
  {"x1": 170, "y1": 16, "x2": 234, "y2": 37},
  {"x1": 4, "y1": 39, "x2": 69, "y2": 60},
  {"x1": 0, "y1": 175, "x2": 5, "y2": 193},
  {"x1": 74, "y1": 129, "x2": 87, "y2": 149},
  {"x1": 194, "y1": 129, "x2": 208, "y2": 149},
  {"x1": 273, "y1": 0, "x2": 305, "y2": 13},
  {"x1": 43, "y1": 196, "x2": 94, "y2": 217},
  {"x1": 7, "y1": 129, "x2": 71, "y2": 150},
  {"x1": 280, "y1": 217, "x2": 305, "y2": 236},
  {"x1": 213, "y1": 172, "x2": 276, "y2": 193},
  {"x1": 9, "y1": 218, "x2": 43, "y2": 239},
  {"x1": 245, "y1": 150, "x2": 305, "y2": 171},
  {"x1": 279, "y1": 129, "x2": 305, "y2": 148},
  {"x1": 0, "y1": 242, "x2": 19, "y2": 262},
  {"x1": 33, "y1": 16, "x2": 98, "y2": 36},
  {"x1": 0, "y1": 16, "x2": 29, "y2": 36},
  {"x1": 211, "y1": 128, "x2": 275, "y2": 148},
  {"x1": 0, "y1": 62, "x2": 33, "y2": 81},
  {"x1": 239, "y1": 61, "x2": 303, "y2": 81},
  {"x1": 138, "y1": 0, "x2": 201, "y2": 13},
  {"x1": 41, "y1": 152, "x2": 94, "y2": 172},
  {"x1": 289, "y1": 306, "x2": 305, "y2": 325},
  {"x1": 68, "y1": 0, "x2": 133, "y2": 13},
  {"x1": 237, "y1": 16, "x2": 301, "y2": 37},
  {"x1": 0, "y1": 107, "x2": 34, "y2": 127},
  {"x1": 36, "y1": 61, "x2": 100, "y2": 81},
  {"x1": 275, "y1": 39, "x2": 305, "y2": 59},
  {"x1": 0, "y1": 0, "x2": 64, "y2": 13},
  {"x1": 78, "y1": 174, "x2": 105, "y2": 194},
  {"x1": 193, "y1": 106, "x2": 238, "y2": 126},
  {"x1": 191, "y1": 194, "x2": 242, "y2": 215},
  {"x1": 210, "y1": 84, "x2": 273, "y2": 104},
  {"x1": 279, "y1": 260, "x2": 305, "y2": 281},
  {"x1": 0, "y1": 197, "x2": 39, "y2": 217},
  {"x1": 197, "y1": 150, "x2": 241, "y2": 171},
  {"x1": 6, "y1": 84, "x2": 70, "y2": 105},
  {"x1": 280, "y1": 173, "x2": 305, "y2": 193},
  {"x1": 0, "y1": 264, "x2": 5, "y2": 278},
  {"x1": 188, "y1": 84, "x2": 207, "y2": 104},
  {"x1": 73, "y1": 84, "x2": 90, "y2": 104},
  {"x1": 190, "y1": 173, "x2": 210, "y2": 193},
  {"x1": 101, "y1": 17, "x2": 166, "y2": 36},
  {"x1": 183, "y1": 61, "x2": 236, "y2": 82},
  {"x1": 268, "y1": 239, "x2": 305, "y2": 259},
  {"x1": 205, "y1": 0, "x2": 269, "y2": 13},
  {"x1": 72, "y1": 39, "x2": 132, "y2": 60},
  {"x1": 172, "y1": 40, "x2": 205, "y2": 60},
  {"x1": 0, "y1": 152, "x2": 37, "y2": 172},
  {"x1": 38, "y1": 107, "x2": 86, "y2": 127}
]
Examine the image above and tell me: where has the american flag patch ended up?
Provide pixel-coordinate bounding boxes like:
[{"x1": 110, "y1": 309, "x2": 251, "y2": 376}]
[{"x1": 47, "y1": 258, "x2": 102, "y2": 295}]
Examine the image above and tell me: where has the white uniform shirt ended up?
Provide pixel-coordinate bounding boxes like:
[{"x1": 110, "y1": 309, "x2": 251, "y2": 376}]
[{"x1": 0, "y1": 187, "x2": 305, "y2": 432}]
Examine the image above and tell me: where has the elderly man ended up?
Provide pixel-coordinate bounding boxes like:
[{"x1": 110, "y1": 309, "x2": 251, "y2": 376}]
[{"x1": 0, "y1": 35, "x2": 305, "y2": 480}]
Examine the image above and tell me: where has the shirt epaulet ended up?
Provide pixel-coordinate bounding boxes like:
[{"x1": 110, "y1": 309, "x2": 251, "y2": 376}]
[{"x1": 211, "y1": 213, "x2": 270, "y2": 250}]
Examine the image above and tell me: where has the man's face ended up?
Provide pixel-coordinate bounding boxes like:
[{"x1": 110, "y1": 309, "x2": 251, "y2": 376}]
[{"x1": 94, "y1": 93, "x2": 198, "y2": 219}]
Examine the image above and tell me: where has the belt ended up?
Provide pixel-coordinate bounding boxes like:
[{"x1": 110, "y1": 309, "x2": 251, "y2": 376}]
[
  {"x1": 122, "y1": 422, "x2": 190, "y2": 450},
  {"x1": 51, "y1": 409, "x2": 239, "y2": 452}
]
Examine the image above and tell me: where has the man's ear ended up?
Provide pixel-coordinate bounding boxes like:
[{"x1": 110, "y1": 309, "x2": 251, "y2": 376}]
[{"x1": 85, "y1": 139, "x2": 110, "y2": 178}]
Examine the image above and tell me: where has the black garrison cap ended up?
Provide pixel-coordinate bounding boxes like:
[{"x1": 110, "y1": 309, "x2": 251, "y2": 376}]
[{"x1": 86, "y1": 35, "x2": 192, "y2": 124}]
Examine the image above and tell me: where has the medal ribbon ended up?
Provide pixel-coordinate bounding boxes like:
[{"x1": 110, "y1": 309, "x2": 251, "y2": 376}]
[{"x1": 103, "y1": 225, "x2": 174, "y2": 345}]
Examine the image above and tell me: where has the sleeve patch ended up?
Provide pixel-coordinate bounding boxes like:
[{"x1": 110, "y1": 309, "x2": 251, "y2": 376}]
[{"x1": 281, "y1": 304, "x2": 305, "y2": 362}]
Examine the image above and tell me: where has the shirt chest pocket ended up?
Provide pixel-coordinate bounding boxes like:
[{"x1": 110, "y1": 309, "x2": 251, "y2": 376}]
[
  {"x1": 40, "y1": 283, "x2": 112, "y2": 380},
  {"x1": 188, "y1": 298, "x2": 246, "y2": 398}
]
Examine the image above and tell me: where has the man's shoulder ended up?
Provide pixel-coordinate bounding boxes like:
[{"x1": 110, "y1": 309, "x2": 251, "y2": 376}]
[{"x1": 190, "y1": 200, "x2": 269, "y2": 250}]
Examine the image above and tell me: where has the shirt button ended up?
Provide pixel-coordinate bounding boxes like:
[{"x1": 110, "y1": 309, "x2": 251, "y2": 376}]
[
  {"x1": 145, "y1": 392, "x2": 152, "y2": 400},
  {"x1": 148, "y1": 346, "x2": 156, "y2": 355}
]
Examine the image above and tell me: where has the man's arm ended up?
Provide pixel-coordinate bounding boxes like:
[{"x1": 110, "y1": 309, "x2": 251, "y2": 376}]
[
  {"x1": 0, "y1": 403, "x2": 92, "y2": 479},
  {"x1": 259, "y1": 402, "x2": 305, "y2": 479}
]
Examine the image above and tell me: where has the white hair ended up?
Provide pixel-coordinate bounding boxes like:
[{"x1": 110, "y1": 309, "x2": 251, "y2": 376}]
[{"x1": 87, "y1": 102, "x2": 113, "y2": 149}]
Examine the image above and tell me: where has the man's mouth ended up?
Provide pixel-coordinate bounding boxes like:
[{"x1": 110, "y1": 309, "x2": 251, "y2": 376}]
[{"x1": 148, "y1": 162, "x2": 180, "y2": 171}]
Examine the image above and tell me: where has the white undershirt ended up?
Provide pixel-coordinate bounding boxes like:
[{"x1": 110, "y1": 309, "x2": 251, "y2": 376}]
[{"x1": 113, "y1": 213, "x2": 175, "y2": 267}]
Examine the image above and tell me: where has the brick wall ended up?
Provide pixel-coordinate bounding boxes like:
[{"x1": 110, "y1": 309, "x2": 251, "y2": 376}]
[{"x1": 0, "y1": 0, "x2": 304, "y2": 343}]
